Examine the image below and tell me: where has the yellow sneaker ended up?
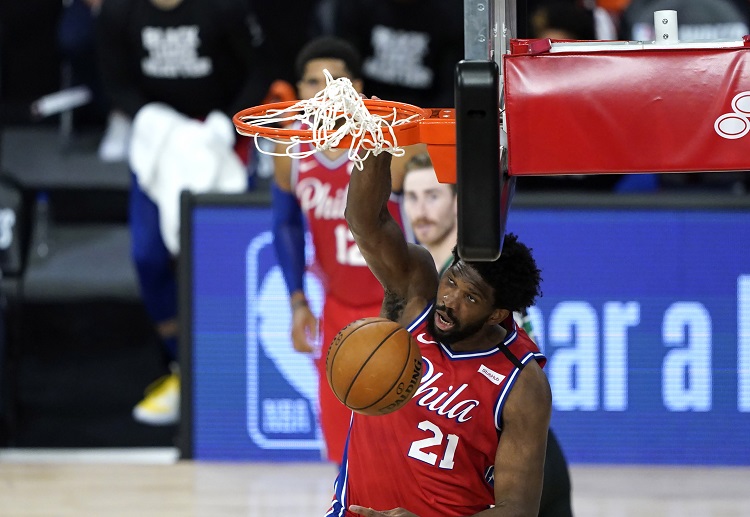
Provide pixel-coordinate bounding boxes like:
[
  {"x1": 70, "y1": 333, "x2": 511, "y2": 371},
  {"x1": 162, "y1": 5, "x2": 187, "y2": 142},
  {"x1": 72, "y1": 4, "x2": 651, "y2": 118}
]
[{"x1": 132, "y1": 372, "x2": 180, "y2": 425}]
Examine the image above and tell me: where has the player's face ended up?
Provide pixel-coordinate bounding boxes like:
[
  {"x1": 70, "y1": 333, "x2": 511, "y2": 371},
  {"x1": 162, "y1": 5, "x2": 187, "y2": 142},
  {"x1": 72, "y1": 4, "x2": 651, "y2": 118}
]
[
  {"x1": 427, "y1": 262, "x2": 496, "y2": 345},
  {"x1": 297, "y1": 58, "x2": 363, "y2": 100},
  {"x1": 403, "y1": 168, "x2": 457, "y2": 248}
]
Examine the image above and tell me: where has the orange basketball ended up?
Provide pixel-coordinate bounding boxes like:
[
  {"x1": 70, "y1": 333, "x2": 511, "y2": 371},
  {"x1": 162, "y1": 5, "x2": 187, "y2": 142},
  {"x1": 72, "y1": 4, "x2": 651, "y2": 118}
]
[{"x1": 326, "y1": 317, "x2": 423, "y2": 416}]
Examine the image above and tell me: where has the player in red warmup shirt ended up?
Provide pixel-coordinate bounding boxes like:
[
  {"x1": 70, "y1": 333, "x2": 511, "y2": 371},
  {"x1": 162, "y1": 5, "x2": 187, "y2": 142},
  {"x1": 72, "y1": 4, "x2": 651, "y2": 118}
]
[{"x1": 329, "y1": 150, "x2": 551, "y2": 517}]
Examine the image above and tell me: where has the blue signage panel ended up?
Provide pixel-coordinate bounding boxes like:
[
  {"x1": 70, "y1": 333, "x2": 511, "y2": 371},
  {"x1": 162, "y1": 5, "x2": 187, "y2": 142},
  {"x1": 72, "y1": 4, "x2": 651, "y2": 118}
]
[
  {"x1": 508, "y1": 209, "x2": 750, "y2": 465},
  {"x1": 189, "y1": 205, "x2": 324, "y2": 461},
  {"x1": 188, "y1": 202, "x2": 750, "y2": 464}
]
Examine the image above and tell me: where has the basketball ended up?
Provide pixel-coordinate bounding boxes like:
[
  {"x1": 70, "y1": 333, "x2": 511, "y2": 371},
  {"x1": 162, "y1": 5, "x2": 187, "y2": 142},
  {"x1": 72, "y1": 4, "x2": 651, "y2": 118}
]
[{"x1": 326, "y1": 317, "x2": 423, "y2": 416}]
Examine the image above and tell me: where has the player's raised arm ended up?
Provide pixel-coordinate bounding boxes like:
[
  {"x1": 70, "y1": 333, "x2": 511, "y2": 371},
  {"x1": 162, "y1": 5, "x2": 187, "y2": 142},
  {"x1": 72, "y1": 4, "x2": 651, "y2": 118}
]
[{"x1": 345, "y1": 151, "x2": 437, "y2": 321}]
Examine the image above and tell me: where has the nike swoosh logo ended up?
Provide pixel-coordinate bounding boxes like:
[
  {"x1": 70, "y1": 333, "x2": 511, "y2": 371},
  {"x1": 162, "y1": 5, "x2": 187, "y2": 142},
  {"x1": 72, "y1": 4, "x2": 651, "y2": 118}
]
[{"x1": 416, "y1": 333, "x2": 438, "y2": 345}]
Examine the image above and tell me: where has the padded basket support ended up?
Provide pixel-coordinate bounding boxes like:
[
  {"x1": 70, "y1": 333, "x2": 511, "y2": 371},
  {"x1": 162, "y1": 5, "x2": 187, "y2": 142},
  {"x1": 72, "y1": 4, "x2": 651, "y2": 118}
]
[{"x1": 456, "y1": 59, "x2": 503, "y2": 261}]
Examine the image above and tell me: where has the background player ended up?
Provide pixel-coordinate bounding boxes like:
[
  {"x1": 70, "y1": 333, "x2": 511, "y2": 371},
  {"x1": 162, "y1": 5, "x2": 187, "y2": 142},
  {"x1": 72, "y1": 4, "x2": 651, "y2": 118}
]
[
  {"x1": 96, "y1": 0, "x2": 268, "y2": 425},
  {"x1": 271, "y1": 36, "x2": 421, "y2": 465},
  {"x1": 401, "y1": 152, "x2": 457, "y2": 276}
]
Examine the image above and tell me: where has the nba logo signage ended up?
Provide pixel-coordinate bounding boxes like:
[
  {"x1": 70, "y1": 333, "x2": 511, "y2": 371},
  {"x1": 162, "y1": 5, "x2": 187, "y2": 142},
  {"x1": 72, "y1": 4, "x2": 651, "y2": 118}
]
[
  {"x1": 184, "y1": 194, "x2": 327, "y2": 461},
  {"x1": 245, "y1": 230, "x2": 325, "y2": 454}
]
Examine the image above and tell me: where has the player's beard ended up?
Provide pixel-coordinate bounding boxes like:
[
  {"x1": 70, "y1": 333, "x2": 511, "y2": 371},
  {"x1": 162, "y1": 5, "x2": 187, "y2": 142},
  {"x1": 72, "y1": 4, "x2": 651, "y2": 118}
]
[{"x1": 427, "y1": 304, "x2": 487, "y2": 346}]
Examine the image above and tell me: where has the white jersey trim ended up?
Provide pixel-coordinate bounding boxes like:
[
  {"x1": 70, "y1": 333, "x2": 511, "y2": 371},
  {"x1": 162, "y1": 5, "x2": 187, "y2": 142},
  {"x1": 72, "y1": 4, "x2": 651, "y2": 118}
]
[
  {"x1": 406, "y1": 302, "x2": 433, "y2": 332},
  {"x1": 493, "y1": 351, "x2": 545, "y2": 430}
]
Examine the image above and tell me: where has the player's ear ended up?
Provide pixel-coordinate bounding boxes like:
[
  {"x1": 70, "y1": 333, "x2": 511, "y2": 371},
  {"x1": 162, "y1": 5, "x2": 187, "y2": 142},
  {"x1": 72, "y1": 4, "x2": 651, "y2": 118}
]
[{"x1": 488, "y1": 308, "x2": 510, "y2": 326}]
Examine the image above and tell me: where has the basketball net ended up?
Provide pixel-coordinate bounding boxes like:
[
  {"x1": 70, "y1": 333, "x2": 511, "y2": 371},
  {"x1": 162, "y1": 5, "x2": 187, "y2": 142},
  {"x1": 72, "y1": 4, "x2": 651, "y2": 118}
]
[{"x1": 237, "y1": 70, "x2": 418, "y2": 169}]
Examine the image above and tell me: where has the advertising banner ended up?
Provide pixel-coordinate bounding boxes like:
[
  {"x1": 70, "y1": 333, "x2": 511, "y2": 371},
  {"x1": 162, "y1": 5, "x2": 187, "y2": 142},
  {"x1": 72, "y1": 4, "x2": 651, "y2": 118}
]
[{"x1": 186, "y1": 198, "x2": 750, "y2": 464}]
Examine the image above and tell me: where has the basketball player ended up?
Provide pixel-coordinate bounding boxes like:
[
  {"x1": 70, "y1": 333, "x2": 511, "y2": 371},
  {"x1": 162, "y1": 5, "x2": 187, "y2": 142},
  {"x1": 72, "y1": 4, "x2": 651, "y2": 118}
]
[
  {"x1": 401, "y1": 152, "x2": 457, "y2": 276},
  {"x1": 401, "y1": 153, "x2": 573, "y2": 517},
  {"x1": 332, "y1": 148, "x2": 551, "y2": 516},
  {"x1": 271, "y1": 36, "x2": 421, "y2": 465}
]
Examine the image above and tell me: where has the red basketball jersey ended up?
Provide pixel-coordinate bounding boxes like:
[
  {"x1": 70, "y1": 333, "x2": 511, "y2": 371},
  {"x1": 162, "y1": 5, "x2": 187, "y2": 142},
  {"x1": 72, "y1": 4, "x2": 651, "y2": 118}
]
[
  {"x1": 292, "y1": 142, "x2": 403, "y2": 307},
  {"x1": 326, "y1": 303, "x2": 546, "y2": 517}
]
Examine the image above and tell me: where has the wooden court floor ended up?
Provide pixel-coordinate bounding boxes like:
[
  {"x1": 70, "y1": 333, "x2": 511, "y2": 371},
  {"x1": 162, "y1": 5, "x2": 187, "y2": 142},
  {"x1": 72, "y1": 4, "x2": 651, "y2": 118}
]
[{"x1": 1, "y1": 449, "x2": 749, "y2": 517}]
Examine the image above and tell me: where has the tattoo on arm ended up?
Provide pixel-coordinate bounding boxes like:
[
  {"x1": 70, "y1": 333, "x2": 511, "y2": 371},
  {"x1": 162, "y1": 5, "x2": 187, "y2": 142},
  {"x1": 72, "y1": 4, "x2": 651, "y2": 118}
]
[{"x1": 382, "y1": 289, "x2": 406, "y2": 322}]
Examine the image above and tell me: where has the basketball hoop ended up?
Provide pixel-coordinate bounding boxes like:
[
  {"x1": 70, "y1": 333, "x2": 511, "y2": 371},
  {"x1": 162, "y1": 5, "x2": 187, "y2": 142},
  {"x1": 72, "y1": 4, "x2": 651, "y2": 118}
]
[{"x1": 233, "y1": 71, "x2": 456, "y2": 179}]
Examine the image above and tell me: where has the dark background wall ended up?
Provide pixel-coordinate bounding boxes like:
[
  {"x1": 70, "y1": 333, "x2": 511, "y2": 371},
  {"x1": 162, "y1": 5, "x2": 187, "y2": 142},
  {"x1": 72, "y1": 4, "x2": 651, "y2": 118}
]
[{"x1": 0, "y1": 0, "x2": 64, "y2": 123}]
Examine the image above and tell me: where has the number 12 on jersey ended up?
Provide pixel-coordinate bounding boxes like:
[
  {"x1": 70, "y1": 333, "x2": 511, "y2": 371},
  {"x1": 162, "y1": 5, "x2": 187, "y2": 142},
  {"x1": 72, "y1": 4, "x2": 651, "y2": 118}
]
[{"x1": 335, "y1": 224, "x2": 367, "y2": 266}]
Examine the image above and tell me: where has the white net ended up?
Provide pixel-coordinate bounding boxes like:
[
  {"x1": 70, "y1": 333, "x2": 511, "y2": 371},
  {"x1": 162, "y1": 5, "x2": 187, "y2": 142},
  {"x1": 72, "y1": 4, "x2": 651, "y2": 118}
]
[{"x1": 236, "y1": 70, "x2": 420, "y2": 169}]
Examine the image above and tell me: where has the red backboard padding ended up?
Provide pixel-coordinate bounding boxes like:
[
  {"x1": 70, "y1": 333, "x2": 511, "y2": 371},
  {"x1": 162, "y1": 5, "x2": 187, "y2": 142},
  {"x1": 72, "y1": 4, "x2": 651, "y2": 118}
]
[{"x1": 503, "y1": 39, "x2": 750, "y2": 176}]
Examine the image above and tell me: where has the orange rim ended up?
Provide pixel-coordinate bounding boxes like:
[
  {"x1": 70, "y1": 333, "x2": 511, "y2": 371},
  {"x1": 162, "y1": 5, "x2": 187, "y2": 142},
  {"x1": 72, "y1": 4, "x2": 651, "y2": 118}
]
[
  {"x1": 233, "y1": 100, "x2": 458, "y2": 183},
  {"x1": 234, "y1": 99, "x2": 432, "y2": 147}
]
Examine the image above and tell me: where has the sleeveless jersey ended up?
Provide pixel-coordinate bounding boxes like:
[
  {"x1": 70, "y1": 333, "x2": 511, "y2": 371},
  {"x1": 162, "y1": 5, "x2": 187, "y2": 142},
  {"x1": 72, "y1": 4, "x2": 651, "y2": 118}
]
[
  {"x1": 326, "y1": 303, "x2": 546, "y2": 517},
  {"x1": 292, "y1": 140, "x2": 403, "y2": 307}
]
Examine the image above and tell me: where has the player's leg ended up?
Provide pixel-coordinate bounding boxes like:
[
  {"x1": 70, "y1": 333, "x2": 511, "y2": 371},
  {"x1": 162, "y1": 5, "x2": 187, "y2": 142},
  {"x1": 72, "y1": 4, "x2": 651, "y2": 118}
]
[
  {"x1": 315, "y1": 353, "x2": 350, "y2": 465},
  {"x1": 315, "y1": 297, "x2": 384, "y2": 465},
  {"x1": 315, "y1": 302, "x2": 354, "y2": 465},
  {"x1": 128, "y1": 174, "x2": 180, "y2": 425}
]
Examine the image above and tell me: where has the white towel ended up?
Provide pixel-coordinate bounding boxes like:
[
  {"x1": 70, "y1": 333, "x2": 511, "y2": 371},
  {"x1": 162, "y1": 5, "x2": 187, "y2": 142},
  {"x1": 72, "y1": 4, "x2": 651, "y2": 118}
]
[
  {"x1": 129, "y1": 103, "x2": 247, "y2": 254},
  {"x1": 129, "y1": 102, "x2": 184, "y2": 191}
]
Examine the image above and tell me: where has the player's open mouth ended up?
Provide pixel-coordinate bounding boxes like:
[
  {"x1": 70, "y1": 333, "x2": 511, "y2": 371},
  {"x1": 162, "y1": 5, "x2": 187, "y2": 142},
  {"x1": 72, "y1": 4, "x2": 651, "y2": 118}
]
[{"x1": 435, "y1": 310, "x2": 454, "y2": 331}]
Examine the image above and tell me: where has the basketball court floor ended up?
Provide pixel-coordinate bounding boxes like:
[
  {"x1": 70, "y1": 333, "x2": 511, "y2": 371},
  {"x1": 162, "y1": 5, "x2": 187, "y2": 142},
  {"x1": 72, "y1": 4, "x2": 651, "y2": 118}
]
[{"x1": 0, "y1": 448, "x2": 749, "y2": 517}]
